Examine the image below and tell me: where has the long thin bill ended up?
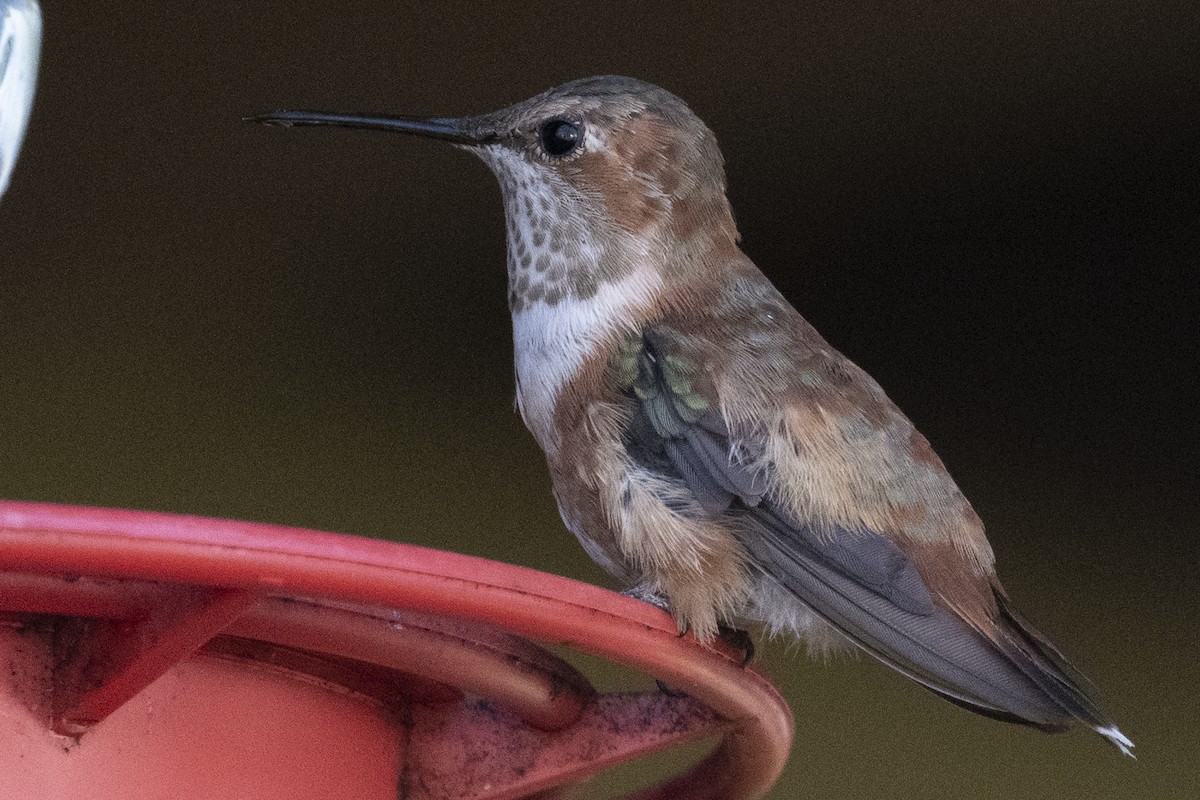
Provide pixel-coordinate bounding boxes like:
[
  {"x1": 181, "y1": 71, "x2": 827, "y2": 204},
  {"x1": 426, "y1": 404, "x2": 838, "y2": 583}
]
[{"x1": 249, "y1": 111, "x2": 494, "y2": 145}]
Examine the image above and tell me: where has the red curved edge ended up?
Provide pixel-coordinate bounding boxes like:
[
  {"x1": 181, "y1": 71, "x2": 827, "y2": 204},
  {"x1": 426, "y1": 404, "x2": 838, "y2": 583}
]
[{"x1": 0, "y1": 500, "x2": 793, "y2": 799}]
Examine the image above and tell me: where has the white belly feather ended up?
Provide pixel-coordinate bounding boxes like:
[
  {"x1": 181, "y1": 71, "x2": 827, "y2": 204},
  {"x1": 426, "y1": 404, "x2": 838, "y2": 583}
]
[{"x1": 511, "y1": 268, "x2": 662, "y2": 454}]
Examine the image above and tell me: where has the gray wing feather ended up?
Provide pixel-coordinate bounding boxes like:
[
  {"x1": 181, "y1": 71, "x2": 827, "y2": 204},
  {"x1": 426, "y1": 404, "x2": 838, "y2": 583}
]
[
  {"x1": 663, "y1": 423, "x2": 766, "y2": 512},
  {"x1": 665, "y1": 417, "x2": 1117, "y2": 731},
  {"x1": 620, "y1": 328, "x2": 1107, "y2": 731},
  {"x1": 662, "y1": 436, "x2": 734, "y2": 512},
  {"x1": 741, "y1": 507, "x2": 1077, "y2": 729}
]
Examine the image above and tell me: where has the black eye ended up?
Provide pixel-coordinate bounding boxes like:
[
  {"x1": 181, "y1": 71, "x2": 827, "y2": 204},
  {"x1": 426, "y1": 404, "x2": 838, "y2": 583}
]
[{"x1": 538, "y1": 117, "x2": 582, "y2": 157}]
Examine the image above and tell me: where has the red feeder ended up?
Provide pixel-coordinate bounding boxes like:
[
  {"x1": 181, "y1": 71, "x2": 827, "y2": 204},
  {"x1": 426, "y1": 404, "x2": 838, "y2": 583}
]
[{"x1": 0, "y1": 500, "x2": 793, "y2": 798}]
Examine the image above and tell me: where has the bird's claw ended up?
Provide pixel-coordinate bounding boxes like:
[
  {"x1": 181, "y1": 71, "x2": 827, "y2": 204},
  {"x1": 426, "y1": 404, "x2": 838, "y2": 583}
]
[{"x1": 717, "y1": 624, "x2": 756, "y2": 666}]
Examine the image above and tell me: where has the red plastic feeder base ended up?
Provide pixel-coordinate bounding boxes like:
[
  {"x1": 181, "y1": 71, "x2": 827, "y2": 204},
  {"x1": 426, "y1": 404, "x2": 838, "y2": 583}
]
[{"x1": 0, "y1": 501, "x2": 792, "y2": 799}]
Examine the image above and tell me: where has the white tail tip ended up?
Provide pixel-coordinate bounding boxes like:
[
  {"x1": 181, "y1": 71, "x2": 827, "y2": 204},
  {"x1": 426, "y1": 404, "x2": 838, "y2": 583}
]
[{"x1": 1095, "y1": 725, "x2": 1136, "y2": 758}]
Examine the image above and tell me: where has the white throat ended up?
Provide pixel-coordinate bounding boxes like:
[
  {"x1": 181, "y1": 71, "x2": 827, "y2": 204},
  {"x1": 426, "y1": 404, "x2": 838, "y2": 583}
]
[
  {"x1": 512, "y1": 268, "x2": 662, "y2": 455},
  {"x1": 472, "y1": 142, "x2": 665, "y2": 454}
]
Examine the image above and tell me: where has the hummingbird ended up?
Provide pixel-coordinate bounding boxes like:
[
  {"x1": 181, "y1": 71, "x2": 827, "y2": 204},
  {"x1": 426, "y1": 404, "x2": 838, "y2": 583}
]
[{"x1": 254, "y1": 75, "x2": 1132, "y2": 754}]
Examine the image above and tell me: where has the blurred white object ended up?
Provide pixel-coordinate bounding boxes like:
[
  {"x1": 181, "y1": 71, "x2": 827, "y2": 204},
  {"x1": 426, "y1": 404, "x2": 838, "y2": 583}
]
[{"x1": 0, "y1": 0, "x2": 41, "y2": 200}]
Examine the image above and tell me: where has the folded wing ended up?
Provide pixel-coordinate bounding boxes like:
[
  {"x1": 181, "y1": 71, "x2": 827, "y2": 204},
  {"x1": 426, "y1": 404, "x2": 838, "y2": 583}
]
[{"x1": 617, "y1": 325, "x2": 1132, "y2": 751}]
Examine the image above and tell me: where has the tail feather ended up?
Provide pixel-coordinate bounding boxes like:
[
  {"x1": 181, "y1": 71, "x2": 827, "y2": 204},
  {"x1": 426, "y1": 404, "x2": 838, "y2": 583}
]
[
  {"x1": 994, "y1": 594, "x2": 1135, "y2": 756},
  {"x1": 739, "y1": 507, "x2": 1134, "y2": 754}
]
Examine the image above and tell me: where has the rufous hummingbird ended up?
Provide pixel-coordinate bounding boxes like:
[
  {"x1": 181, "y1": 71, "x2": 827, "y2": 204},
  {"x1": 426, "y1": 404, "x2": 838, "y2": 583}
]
[{"x1": 254, "y1": 75, "x2": 1132, "y2": 754}]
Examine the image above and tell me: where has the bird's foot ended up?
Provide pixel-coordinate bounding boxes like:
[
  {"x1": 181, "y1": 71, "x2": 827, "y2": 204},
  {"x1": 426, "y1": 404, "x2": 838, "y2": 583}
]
[
  {"x1": 717, "y1": 624, "x2": 756, "y2": 666},
  {"x1": 622, "y1": 584, "x2": 690, "y2": 638},
  {"x1": 620, "y1": 583, "x2": 671, "y2": 612}
]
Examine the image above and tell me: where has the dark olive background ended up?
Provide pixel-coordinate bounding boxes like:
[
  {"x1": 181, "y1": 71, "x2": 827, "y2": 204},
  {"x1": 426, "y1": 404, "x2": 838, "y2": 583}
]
[{"x1": 2, "y1": 3, "x2": 1197, "y2": 797}]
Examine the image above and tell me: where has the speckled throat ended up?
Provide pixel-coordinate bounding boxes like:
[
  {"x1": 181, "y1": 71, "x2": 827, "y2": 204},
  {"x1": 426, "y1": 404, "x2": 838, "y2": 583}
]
[{"x1": 474, "y1": 144, "x2": 635, "y2": 314}]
